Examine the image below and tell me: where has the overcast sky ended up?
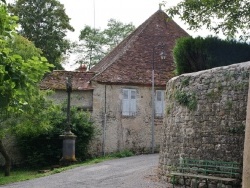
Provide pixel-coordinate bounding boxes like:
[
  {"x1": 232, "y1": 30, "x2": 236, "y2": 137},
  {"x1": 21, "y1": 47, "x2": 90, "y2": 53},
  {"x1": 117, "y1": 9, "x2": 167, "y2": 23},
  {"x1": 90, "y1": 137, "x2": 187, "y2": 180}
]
[{"x1": 59, "y1": 0, "x2": 212, "y2": 42}]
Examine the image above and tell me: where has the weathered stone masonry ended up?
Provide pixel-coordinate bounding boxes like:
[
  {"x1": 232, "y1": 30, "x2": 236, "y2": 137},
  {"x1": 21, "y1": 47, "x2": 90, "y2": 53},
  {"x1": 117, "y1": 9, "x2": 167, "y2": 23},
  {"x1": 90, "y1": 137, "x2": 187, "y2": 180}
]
[{"x1": 159, "y1": 61, "x2": 250, "y2": 184}]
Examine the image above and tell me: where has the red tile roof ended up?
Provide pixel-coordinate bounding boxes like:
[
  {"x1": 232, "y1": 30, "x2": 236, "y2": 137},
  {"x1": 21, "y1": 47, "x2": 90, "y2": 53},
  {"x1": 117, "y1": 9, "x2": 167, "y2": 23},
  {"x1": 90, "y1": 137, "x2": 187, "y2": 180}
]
[
  {"x1": 90, "y1": 9, "x2": 189, "y2": 86},
  {"x1": 40, "y1": 70, "x2": 95, "y2": 90}
]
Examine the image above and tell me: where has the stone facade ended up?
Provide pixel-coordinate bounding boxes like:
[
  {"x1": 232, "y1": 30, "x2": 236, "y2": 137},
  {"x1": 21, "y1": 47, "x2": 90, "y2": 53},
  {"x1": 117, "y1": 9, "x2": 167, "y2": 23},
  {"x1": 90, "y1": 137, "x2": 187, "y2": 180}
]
[
  {"x1": 159, "y1": 61, "x2": 250, "y2": 186},
  {"x1": 91, "y1": 82, "x2": 164, "y2": 154},
  {"x1": 47, "y1": 90, "x2": 93, "y2": 110}
]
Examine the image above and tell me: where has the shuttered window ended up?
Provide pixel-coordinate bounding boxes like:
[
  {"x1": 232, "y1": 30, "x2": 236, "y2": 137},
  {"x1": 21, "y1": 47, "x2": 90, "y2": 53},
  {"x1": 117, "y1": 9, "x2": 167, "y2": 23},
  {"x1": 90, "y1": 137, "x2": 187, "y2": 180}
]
[
  {"x1": 122, "y1": 89, "x2": 136, "y2": 116},
  {"x1": 155, "y1": 90, "x2": 165, "y2": 117}
]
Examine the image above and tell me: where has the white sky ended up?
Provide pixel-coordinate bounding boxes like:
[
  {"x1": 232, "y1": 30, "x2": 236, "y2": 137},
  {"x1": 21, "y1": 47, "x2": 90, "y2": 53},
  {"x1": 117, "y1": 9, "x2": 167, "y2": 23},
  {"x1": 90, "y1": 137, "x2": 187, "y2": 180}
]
[{"x1": 59, "y1": 0, "x2": 212, "y2": 42}]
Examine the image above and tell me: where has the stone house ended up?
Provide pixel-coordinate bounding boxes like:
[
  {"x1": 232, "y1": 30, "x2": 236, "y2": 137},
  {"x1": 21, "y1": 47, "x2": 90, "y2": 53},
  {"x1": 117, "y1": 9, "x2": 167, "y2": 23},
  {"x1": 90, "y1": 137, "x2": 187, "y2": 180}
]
[{"x1": 40, "y1": 8, "x2": 189, "y2": 155}]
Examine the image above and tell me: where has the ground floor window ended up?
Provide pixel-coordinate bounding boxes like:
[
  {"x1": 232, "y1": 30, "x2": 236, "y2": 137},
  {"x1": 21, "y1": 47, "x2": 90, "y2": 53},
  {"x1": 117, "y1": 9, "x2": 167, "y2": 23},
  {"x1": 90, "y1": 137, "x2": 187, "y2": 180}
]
[{"x1": 122, "y1": 89, "x2": 136, "y2": 116}]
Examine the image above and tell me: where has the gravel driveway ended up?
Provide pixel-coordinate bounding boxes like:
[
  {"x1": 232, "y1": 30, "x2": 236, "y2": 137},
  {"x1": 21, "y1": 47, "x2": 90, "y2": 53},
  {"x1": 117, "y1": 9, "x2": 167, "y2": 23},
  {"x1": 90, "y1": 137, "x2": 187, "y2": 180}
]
[{"x1": 0, "y1": 154, "x2": 174, "y2": 188}]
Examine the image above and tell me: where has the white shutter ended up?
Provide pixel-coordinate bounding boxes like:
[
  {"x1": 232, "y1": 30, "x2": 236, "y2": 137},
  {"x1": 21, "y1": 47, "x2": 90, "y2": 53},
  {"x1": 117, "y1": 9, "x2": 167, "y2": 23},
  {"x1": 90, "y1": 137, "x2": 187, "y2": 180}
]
[
  {"x1": 130, "y1": 89, "x2": 136, "y2": 115},
  {"x1": 122, "y1": 89, "x2": 129, "y2": 115},
  {"x1": 155, "y1": 90, "x2": 165, "y2": 117}
]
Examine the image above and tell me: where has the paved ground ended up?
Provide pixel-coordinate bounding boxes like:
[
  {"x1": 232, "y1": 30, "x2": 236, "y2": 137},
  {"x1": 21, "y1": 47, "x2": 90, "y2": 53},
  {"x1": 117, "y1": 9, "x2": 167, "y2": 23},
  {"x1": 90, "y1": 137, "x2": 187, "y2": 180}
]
[{"x1": 0, "y1": 154, "x2": 175, "y2": 188}]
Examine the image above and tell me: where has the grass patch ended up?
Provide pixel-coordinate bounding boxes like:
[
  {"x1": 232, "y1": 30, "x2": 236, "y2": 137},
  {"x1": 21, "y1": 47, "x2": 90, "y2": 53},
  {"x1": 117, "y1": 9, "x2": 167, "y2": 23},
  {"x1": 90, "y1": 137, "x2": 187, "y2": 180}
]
[{"x1": 0, "y1": 150, "x2": 134, "y2": 185}]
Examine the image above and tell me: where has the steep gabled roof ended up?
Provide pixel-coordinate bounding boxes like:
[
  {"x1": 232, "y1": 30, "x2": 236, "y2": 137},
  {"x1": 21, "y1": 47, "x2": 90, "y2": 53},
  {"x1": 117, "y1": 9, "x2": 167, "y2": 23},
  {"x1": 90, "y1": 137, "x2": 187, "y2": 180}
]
[
  {"x1": 40, "y1": 70, "x2": 95, "y2": 91},
  {"x1": 90, "y1": 9, "x2": 189, "y2": 86}
]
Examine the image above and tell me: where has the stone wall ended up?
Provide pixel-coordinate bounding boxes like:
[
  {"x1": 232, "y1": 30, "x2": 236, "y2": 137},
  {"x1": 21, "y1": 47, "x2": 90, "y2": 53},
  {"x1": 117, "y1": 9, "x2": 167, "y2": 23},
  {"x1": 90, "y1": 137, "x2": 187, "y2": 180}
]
[{"x1": 159, "y1": 61, "x2": 250, "y2": 184}]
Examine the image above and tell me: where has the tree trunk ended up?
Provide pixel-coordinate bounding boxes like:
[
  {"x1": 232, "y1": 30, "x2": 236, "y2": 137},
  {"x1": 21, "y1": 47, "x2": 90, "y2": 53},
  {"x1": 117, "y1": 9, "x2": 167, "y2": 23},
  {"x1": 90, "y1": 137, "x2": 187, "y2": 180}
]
[{"x1": 0, "y1": 140, "x2": 11, "y2": 176}]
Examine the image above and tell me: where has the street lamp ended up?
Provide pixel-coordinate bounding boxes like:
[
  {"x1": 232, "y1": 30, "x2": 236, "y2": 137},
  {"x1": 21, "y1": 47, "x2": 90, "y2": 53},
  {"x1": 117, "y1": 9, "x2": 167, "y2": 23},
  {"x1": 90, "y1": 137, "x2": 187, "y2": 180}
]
[
  {"x1": 60, "y1": 76, "x2": 77, "y2": 165},
  {"x1": 151, "y1": 43, "x2": 166, "y2": 154}
]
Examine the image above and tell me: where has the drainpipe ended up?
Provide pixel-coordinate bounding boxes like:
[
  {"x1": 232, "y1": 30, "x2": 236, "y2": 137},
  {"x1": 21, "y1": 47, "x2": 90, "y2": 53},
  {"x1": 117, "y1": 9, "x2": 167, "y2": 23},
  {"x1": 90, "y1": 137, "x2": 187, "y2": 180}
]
[{"x1": 102, "y1": 84, "x2": 107, "y2": 156}]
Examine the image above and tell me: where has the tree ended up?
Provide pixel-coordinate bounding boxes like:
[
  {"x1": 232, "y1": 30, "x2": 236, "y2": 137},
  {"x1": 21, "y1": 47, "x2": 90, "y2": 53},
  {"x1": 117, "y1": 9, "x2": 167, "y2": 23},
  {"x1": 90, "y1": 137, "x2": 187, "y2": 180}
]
[
  {"x1": 74, "y1": 19, "x2": 135, "y2": 69},
  {"x1": 9, "y1": 0, "x2": 74, "y2": 70},
  {"x1": 173, "y1": 36, "x2": 250, "y2": 75},
  {"x1": 164, "y1": 0, "x2": 250, "y2": 40},
  {"x1": 77, "y1": 26, "x2": 106, "y2": 70},
  {"x1": 7, "y1": 34, "x2": 43, "y2": 61},
  {"x1": 103, "y1": 19, "x2": 135, "y2": 51},
  {"x1": 0, "y1": 2, "x2": 53, "y2": 176}
]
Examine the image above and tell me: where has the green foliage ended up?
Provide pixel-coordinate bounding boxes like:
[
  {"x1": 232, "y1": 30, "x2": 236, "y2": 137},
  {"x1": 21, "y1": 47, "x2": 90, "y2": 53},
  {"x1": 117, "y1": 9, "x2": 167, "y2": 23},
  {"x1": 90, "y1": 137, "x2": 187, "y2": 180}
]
[
  {"x1": 0, "y1": 3, "x2": 53, "y2": 176},
  {"x1": 103, "y1": 19, "x2": 136, "y2": 51},
  {"x1": 76, "y1": 26, "x2": 106, "y2": 69},
  {"x1": 0, "y1": 3, "x2": 52, "y2": 119},
  {"x1": 228, "y1": 124, "x2": 245, "y2": 134},
  {"x1": 70, "y1": 108, "x2": 95, "y2": 161},
  {"x1": 10, "y1": 0, "x2": 74, "y2": 70},
  {"x1": 164, "y1": 0, "x2": 250, "y2": 40},
  {"x1": 108, "y1": 150, "x2": 134, "y2": 158},
  {"x1": 75, "y1": 19, "x2": 135, "y2": 69},
  {"x1": 225, "y1": 100, "x2": 233, "y2": 110},
  {"x1": 206, "y1": 83, "x2": 223, "y2": 100},
  {"x1": 175, "y1": 90, "x2": 197, "y2": 110},
  {"x1": 181, "y1": 76, "x2": 191, "y2": 86},
  {"x1": 17, "y1": 106, "x2": 95, "y2": 167},
  {"x1": 7, "y1": 34, "x2": 42, "y2": 61},
  {"x1": 173, "y1": 36, "x2": 250, "y2": 75}
]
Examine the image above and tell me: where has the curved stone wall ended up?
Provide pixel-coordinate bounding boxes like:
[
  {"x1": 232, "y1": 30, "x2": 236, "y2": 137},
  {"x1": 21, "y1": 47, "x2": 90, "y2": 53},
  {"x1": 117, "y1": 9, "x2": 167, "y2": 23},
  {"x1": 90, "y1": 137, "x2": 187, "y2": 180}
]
[{"x1": 159, "y1": 61, "x2": 250, "y2": 183}]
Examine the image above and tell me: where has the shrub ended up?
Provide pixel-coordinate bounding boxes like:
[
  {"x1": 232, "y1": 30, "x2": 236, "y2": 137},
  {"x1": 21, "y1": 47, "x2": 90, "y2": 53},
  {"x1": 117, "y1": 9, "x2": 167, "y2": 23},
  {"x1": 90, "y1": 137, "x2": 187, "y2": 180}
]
[
  {"x1": 17, "y1": 105, "x2": 95, "y2": 167},
  {"x1": 174, "y1": 36, "x2": 250, "y2": 75},
  {"x1": 109, "y1": 150, "x2": 134, "y2": 158}
]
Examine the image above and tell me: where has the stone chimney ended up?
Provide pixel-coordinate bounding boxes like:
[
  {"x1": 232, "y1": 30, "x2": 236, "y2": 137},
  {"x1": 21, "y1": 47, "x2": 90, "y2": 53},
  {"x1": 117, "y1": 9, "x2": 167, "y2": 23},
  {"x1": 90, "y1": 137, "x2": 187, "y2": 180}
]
[{"x1": 76, "y1": 64, "x2": 87, "y2": 72}]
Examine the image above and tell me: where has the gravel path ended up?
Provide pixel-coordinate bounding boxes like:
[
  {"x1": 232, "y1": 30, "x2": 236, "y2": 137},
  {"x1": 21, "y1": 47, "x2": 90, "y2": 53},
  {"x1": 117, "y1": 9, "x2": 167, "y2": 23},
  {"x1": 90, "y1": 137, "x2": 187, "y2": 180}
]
[{"x1": 0, "y1": 154, "x2": 175, "y2": 188}]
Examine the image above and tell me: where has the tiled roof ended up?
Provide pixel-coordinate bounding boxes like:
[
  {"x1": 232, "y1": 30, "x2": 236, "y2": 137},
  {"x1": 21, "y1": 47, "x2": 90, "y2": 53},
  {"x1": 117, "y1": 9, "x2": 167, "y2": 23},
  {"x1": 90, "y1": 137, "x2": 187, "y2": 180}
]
[
  {"x1": 90, "y1": 9, "x2": 189, "y2": 86},
  {"x1": 40, "y1": 70, "x2": 95, "y2": 90}
]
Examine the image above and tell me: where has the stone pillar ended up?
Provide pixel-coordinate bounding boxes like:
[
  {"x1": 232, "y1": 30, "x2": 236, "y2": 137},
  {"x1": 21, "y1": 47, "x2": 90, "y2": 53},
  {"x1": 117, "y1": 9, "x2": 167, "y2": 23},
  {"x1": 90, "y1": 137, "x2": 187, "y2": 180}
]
[
  {"x1": 60, "y1": 133, "x2": 77, "y2": 164},
  {"x1": 243, "y1": 78, "x2": 250, "y2": 188}
]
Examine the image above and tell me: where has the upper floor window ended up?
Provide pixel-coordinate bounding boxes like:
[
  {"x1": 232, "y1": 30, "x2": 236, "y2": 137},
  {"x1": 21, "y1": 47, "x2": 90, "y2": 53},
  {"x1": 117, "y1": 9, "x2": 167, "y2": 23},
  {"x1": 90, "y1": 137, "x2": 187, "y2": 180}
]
[
  {"x1": 155, "y1": 90, "x2": 165, "y2": 117},
  {"x1": 122, "y1": 89, "x2": 136, "y2": 116}
]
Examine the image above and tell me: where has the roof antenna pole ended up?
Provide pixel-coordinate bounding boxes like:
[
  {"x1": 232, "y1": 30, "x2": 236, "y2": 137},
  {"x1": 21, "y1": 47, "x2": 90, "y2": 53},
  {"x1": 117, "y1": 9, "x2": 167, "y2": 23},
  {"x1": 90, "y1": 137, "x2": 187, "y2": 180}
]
[{"x1": 93, "y1": 0, "x2": 96, "y2": 30}]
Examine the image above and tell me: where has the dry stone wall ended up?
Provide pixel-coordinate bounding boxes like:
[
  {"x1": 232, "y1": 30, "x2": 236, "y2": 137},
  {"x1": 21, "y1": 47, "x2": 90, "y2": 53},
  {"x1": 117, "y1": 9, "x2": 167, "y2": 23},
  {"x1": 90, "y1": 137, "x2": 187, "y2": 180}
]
[{"x1": 159, "y1": 61, "x2": 250, "y2": 184}]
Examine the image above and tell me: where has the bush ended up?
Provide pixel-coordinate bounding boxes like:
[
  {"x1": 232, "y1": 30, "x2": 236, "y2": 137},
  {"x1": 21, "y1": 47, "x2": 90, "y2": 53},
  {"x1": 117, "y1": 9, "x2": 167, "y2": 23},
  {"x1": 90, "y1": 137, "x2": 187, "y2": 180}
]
[
  {"x1": 174, "y1": 36, "x2": 250, "y2": 75},
  {"x1": 17, "y1": 105, "x2": 95, "y2": 167},
  {"x1": 109, "y1": 150, "x2": 134, "y2": 158}
]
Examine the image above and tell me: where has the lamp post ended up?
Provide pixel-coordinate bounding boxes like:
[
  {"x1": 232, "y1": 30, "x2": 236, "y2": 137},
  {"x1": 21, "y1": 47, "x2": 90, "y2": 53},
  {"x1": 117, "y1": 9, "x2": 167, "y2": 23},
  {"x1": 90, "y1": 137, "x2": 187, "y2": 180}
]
[
  {"x1": 151, "y1": 43, "x2": 166, "y2": 154},
  {"x1": 60, "y1": 76, "x2": 77, "y2": 164}
]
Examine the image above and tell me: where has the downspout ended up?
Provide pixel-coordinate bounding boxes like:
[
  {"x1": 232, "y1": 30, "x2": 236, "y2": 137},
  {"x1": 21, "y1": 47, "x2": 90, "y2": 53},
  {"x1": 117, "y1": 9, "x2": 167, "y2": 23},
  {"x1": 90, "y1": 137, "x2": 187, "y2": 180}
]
[{"x1": 102, "y1": 84, "x2": 107, "y2": 156}]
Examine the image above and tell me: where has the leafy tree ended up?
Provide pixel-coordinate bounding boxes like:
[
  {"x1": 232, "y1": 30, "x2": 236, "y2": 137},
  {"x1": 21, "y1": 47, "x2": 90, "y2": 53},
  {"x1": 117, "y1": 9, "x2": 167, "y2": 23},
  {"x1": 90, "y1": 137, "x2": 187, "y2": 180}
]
[
  {"x1": 7, "y1": 34, "x2": 43, "y2": 61},
  {"x1": 76, "y1": 26, "x2": 106, "y2": 70},
  {"x1": 164, "y1": 0, "x2": 250, "y2": 40},
  {"x1": 0, "y1": 2, "x2": 53, "y2": 176},
  {"x1": 9, "y1": 0, "x2": 74, "y2": 70},
  {"x1": 103, "y1": 19, "x2": 135, "y2": 51},
  {"x1": 74, "y1": 19, "x2": 135, "y2": 69},
  {"x1": 173, "y1": 36, "x2": 250, "y2": 75}
]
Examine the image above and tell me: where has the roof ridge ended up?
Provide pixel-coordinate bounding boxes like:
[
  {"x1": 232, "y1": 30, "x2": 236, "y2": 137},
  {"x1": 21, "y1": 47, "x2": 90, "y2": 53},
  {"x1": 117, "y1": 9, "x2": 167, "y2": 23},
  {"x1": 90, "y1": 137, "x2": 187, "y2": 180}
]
[{"x1": 90, "y1": 9, "x2": 164, "y2": 80}]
